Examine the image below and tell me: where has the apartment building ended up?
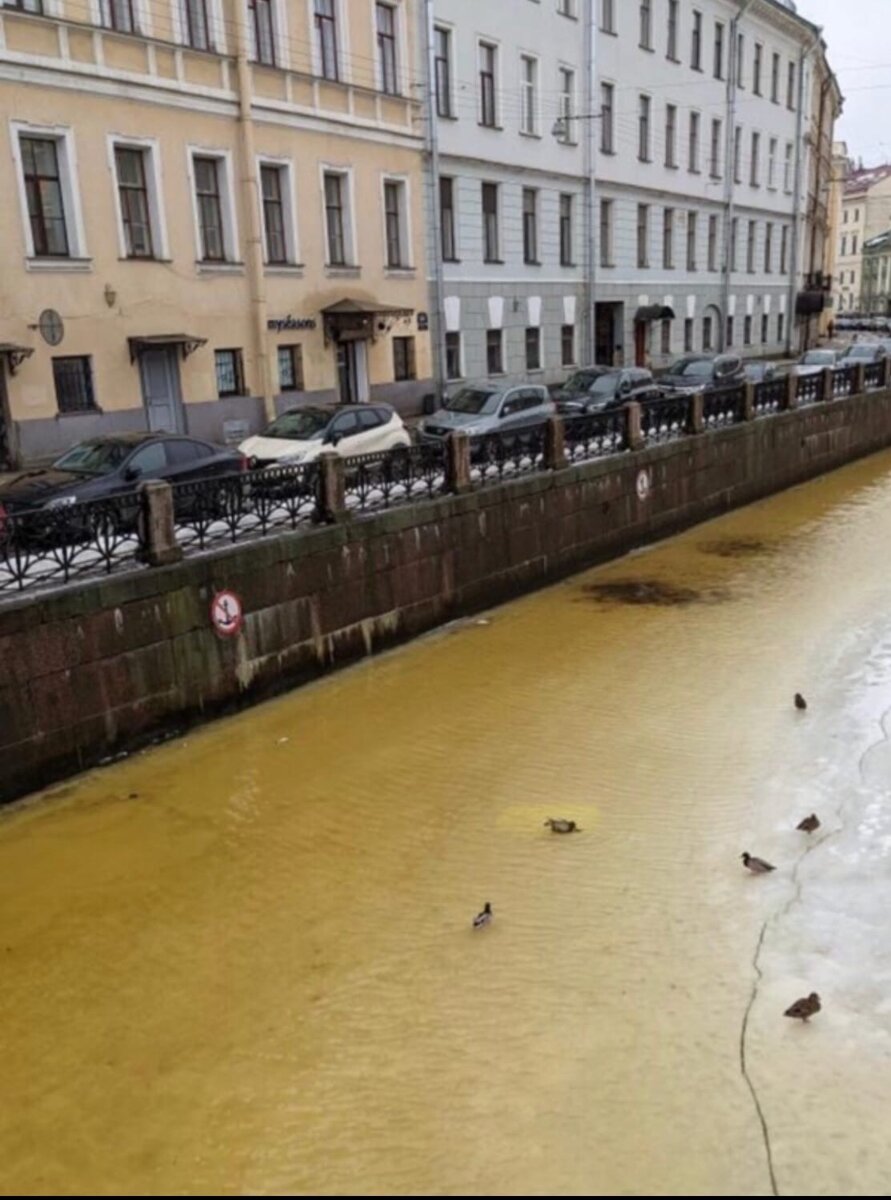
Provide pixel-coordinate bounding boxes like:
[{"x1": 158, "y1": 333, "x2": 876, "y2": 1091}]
[
  {"x1": 835, "y1": 160, "x2": 891, "y2": 314},
  {"x1": 0, "y1": 0, "x2": 432, "y2": 468}
]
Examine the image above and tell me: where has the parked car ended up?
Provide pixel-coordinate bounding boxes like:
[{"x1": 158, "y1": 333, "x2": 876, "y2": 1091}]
[
  {"x1": 659, "y1": 353, "x2": 746, "y2": 396},
  {"x1": 417, "y1": 385, "x2": 555, "y2": 452},
  {"x1": 840, "y1": 342, "x2": 888, "y2": 364},
  {"x1": 240, "y1": 404, "x2": 410, "y2": 467},
  {"x1": 554, "y1": 367, "x2": 661, "y2": 415},
  {"x1": 795, "y1": 349, "x2": 840, "y2": 376},
  {"x1": 743, "y1": 361, "x2": 782, "y2": 384}
]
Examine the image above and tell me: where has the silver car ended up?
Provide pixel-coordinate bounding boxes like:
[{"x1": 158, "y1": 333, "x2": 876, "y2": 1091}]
[
  {"x1": 418, "y1": 384, "x2": 555, "y2": 449},
  {"x1": 794, "y1": 348, "x2": 840, "y2": 377}
]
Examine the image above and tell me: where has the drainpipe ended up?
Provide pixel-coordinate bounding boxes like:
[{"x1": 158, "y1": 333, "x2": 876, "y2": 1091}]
[
  {"x1": 422, "y1": 0, "x2": 446, "y2": 402},
  {"x1": 787, "y1": 29, "x2": 823, "y2": 357},
  {"x1": 584, "y1": 0, "x2": 596, "y2": 366},
  {"x1": 721, "y1": 0, "x2": 756, "y2": 352},
  {"x1": 234, "y1": 12, "x2": 275, "y2": 421}
]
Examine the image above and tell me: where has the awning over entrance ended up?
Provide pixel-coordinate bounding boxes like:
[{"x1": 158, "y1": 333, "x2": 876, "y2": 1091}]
[
  {"x1": 127, "y1": 334, "x2": 207, "y2": 363},
  {"x1": 634, "y1": 305, "x2": 676, "y2": 322},
  {"x1": 321, "y1": 299, "x2": 414, "y2": 346},
  {"x1": 796, "y1": 291, "x2": 826, "y2": 316},
  {"x1": 0, "y1": 343, "x2": 34, "y2": 375}
]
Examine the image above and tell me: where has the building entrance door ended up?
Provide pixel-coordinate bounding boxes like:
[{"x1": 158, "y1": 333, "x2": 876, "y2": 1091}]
[
  {"x1": 139, "y1": 347, "x2": 185, "y2": 433},
  {"x1": 335, "y1": 340, "x2": 369, "y2": 404},
  {"x1": 634, "y1": 321, "x2": 649, "y2": 367},
  {"x1": 595, "y1": 303, "x2": 622, "y2": 365}
]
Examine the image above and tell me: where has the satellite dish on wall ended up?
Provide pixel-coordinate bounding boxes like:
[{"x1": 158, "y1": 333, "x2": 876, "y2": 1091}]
[{"x1": 38, "y1": 309, "x2": 64, "y2": 347}]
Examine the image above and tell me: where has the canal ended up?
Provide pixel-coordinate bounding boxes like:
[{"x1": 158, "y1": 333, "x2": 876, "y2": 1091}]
[{"x1": 3, "y1": 450, "x2": 891, "y2": 1196}]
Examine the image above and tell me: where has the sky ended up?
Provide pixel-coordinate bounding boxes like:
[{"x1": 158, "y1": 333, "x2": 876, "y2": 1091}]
[{"x1": 800, "y1": 0, "x2": 891, "y2": 164}]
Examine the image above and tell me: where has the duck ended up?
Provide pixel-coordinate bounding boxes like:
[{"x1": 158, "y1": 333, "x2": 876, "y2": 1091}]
[
  {"x1": 794, "y1": 693, "x2": 808, "y2": 711},
  {"x1": 797, "y1": 813, "x2": 821, "y2": 833},
  {"x1": 544, "y1": 818, "x2": 582, "y2": 834},
  {"x1": 741, "y1": 852, "x2": 776, "y2": 874},
  {"x1": 784, "y1": 992, "x2": 821, "y2": 1022},
  {"x1": 472, "y1": 902, "x2": 493, "y2": 930}
]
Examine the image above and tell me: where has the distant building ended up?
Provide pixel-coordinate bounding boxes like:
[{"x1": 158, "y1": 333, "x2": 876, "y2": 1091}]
[
  {"x1": 835, "y1": 162, "x2": 891, "y2": 313},
  {"x1": 861, "y1": 230, "x2": 891, "y2": 315}
]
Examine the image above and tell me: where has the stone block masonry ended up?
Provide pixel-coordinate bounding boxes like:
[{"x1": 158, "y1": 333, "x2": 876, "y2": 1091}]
[{"x1": 4, "y1": 389, "x2": 891, "y2": 805}]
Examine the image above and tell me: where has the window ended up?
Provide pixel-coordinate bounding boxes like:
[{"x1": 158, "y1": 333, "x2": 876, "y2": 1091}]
[
  {"x1": 445, "y1": 332, "x2": 462, "y2": 379},
  {"x1": 115, "y1": 146, "x2": 153, "y2": 259},
  {"x1": 710, "y1": 118, "x2": 722, "y2": 178},
  {"x1": 667, "y1": 0, "x2": 678, "y2": 60},
  {"x1": 843, "y1": 209, "x2": 849, "y2": 224},
  {"x1": 479, "y1": 42, "x2": 497, "y2": 127},
  {"x1": 726, "y1": 316, "x2": 734, "y2": 347},
  {"x1": 558, "y1": 68, "x2": 575, "y2": 143},
  {"x1": 561, "y1": 324, "x2": 575, "y2": 366},
  {"x1": 53, "y1": 356, "x2": 95, "y2": 413},
  {"x1": 638, "y1": 95, "x2": 651, "y2": 162},
  {"x1": 777, "y1": 313, "x2": 784, "y2": 343},
  {"x1": 781, "y1": 225, "x2": 789, "y2": 274},
  {"x1": 841, "y1": 234, "x2": 847, "y2": 258},
  {"x1": 558, "y1": 0, "x2": 575, "y2": 15},
  {"x1": 600, "y1": 198, "x2": 613, "y2": 267},
  {"x1": 665, "y1": 105, "x2": 677, "y2": 168},
  {"x1": 714, "y1": 22, "x2": 724, "y2": 79},
  {"x1": 523, "y1": 188, "x2": 538, "y2": 264},
  {"x1": 771, "y1": 52, "x2": 780, "y2": 103},
  {"x1": 600, "y1": 83, "x2": 615, "y2": 153},
  {"x1": 855, "y1": 208, "x2": 860, "y2": 222},
  {"x1": 20, "y1": 136, "x2": 69, "y2": 257},
  {"x1": 600, "y1": 0, "x2": 615, "y2": 34},
  {"x1": 393, "y1": 336, "x2": 416, "y2": 381},
  {"x1": 324, "y1": 171, "x2": 347, "y2": 265},
  {"x1": 482, "y1": 182, "x2": 499, "y2": 262},
  {"x1": 663, "y1": 208, "x2": 674, "y2": 269},
  {"x1": 736, "y1": 34, "x2": 744, "y2": 88},
  {"x1": 688, "y1": 112, "x2": 700, "y2": 173},
  {"x1": 278, "y1": 345, "x2": 304, "y2": 391},
  {"x1": 686, "y1": 211, "x2": 697, "y2": 271},
  {"x1": 747, "y1": 220, "x2": 756, "y2": 273},
  {"x1": 215, "y1": 349, "x2": 244, "y2": 397},
  {"x1": 486, "y1": 329, "x2": 503, "y2": 375},
  {"x1": 376, "y1": 3, "x2": 398, "y2": 94},
  {"x1": 784, "y1": 143, "x2": 793, "y2": 193},
  {"x1": 744, "y1": 315, "x2": 752, "y2": 346},
  {"x1": 525, "y1": 327, "x2": 541, "y2": 370},
  {"x1": 768, "y1": 138, "x2": 777, "y2": 189},
  {"x1": 684, "y1": 318, "x2": 693, "y2": 351},
  {"x1": 761, "y1": 314, "x2": 769, "y2": 344},
  {"x1": 661, "y1": 319, "x2": 671, "y2": 354},
  {"x1": 640, "y1": 0, "x2": 652, "y2": 50},
  {"x1": 182, "y1": 0, "x2": 210, "y2": 51},
  {"x1": 853, "y1": 234, "x2": 859, "y2": 255},
  {"x1": 733, "y1": 125, "x2": 742, "y2": 184},
  {"x1": 260, "y1": 164, "x2": 288, "y2": 264},
  {"x1": 731, "y1": 217, "x2": 738, "y2": 270},
  {"x1": 691, "y1": 10, "x2": 702, "y2": 70},
  {"x1": 314, "y1": 0, "x2": 339, "y2": 80},
  {"x1": 521, "y1": 55, "x2": 538, "y2": 135},
  {"x1": 559, "y1": 193, "x2": 574, "y2": 267},
  {"x1": 440, "y1": 176, "x2": 456, "y2": 261},
  {"x1": 764, "y1": 222, "x2": 773, "y2": 273},
  {"x1": 787, "y1": 61, "x2": 796, "y2": 110},
  {"x1": 193, "y1": 156, "x2": 225, "y2": 262},
  {"x1": 249, "y1": 0, "x2": 275, "y2": 66},
  {"x1": 637, "y1": 204, "x2": 649, "y2": 268},
  {"x1": 703, "y1": 315, "x2": 713, "y2": 351},
  {"x1": 708, "y1": 214, "x2": 718, "y2": 271},
  {"x1": 434, "y1": 26, "x2": 453, "y2": 117},
  {"x1": 753, "y1": 43, "x2": 762, "y2": 95},
  {"x1": 383, "y1": 179, "x2": 407, "y2": 268},
  {"x1": 99, "y1": 0, "x2": 135, "y2": 33},
  {"x1": 750, "y1": 132, "x2": 760, "y2": 186}
]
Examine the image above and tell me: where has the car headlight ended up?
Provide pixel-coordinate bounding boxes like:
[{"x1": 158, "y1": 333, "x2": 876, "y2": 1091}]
[{"x1": 45, "y1": 494, "x2": 78, "y2": 509}]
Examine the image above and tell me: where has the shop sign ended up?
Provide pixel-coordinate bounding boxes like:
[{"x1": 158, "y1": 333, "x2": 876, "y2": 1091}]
[{"x1": 267, "y1": 316, "x2": 317, "y2": 332}]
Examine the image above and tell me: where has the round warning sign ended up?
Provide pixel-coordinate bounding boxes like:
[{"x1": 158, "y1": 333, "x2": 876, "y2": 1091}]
[
  {"x1": 636, "y1": 468, "x2": 652, "y2": 502},
  {"x1": 210, "y1": 589, "x2": 244, "y2": 638}
]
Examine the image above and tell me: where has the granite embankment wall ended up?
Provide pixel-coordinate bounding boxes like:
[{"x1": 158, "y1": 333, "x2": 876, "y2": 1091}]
[{"x1": 3, "y1": 387, "x2": 891, "y2": 804}]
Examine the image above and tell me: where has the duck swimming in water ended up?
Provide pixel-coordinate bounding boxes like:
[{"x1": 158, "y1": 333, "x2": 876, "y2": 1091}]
[
  {"x1": 544, "y1": 818, "x2": 581, "y2": 834},
  {"x1": 741, "y1": 852, "x2": 776, "y2": 874},
  {"x1": 797, "y1": 813, "x2": 821, "y2": 833},
  {"x1": 794, "y1": 693, "x2": 808, "y2": 711},
  {"x1": 472, "y1": 902, "x2": 492, "y2": 930},
  {"x1": 784, "y1": 992, "x2": 821, "y2": 1022}
]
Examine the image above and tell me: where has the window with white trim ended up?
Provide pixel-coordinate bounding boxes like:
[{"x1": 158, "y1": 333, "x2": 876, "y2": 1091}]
[
  {"x1": 558, "y1": 68, "x2": 575, "y2": 144},
  {"x1": 521, "y1": 55, "x2": 538, "y2": 136},
  {"x1": 479, "y1": 42, "x2": 498, "y2": 127},
  {"x1": 14, "y1": 128, "x2": 87, "y2": 261},
  {"x1": 314, "y1": 0, "x2": 339, "y2": 81},
  {"x1": 445, "y1": 331, "x2": 462, "y2": 379},
  {"x1": 181, "y1": 0, "x2": 211, "y2": 51},
  {"x1": 114, "y1": 145, "x2": 155, "y2": 259},
  {"x1": 323, "y1": 170, "x2": 352, "y2": 265},
  {"x1": 260, "y1": 162, "x2": 298, "y2": 265},
  {"x1": 376, "y1": 2, "x2": 399, "y2": 95},
  {"x1": 249, "y1": 0, "x2": 276, "y2": 66},
  {"x1": 192, "y1": 154, "x2": 234, "y2": 262},
  {"x1": 434, "y1": 26, "x2": 453, "y2": 117},
  {"x1": 383, "y1": 178, "x2": 409, "y2": 268},
  {"x1": 99, "y1": 0, "x2": 136, "y2": 33}
]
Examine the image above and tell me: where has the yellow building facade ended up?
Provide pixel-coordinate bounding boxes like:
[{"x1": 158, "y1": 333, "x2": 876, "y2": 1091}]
[{"x1": 0, "y1": 0, "x2": 432, "y2": 466}]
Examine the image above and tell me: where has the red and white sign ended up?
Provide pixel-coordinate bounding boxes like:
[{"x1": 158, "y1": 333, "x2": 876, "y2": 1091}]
[{"x1": 210, "y1": 589, "x2": 244, "y2": 638}]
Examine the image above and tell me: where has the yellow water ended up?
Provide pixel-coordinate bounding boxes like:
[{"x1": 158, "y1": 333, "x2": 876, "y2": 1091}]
[{"x1": 5, "y1": 453, "x2": 891, "y2": 1196}]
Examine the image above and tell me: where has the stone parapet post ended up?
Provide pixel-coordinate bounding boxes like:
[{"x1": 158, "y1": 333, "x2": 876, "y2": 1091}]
[
  {"x1": 883, "y1": 356, "x2": 891, "y2": 389},
  {"x1": 853, "y1": 362, "x2": 866, "y2": 396},
  {"x1": 784, "y1": 371, "x2": 799, "y2": 411},
  {"x1": 318, "y1": 452, "x2": 346, "y2": 521},
  {"x1": 445, "y1": 432, "x2": 472, "y2": 493},
  {"x1": 743, "y1": 382, "x2": 755, "y2": 421},
  {"x1": 139, "y1": 481, "x2": 182, "y2": 567},
  {"x1": 689, "y1": 392, "x2": 704, "y2": 434},
  {"x1": 625, "y1": 401, "x2": 644, "y2": 451},
  {"x1": 544, "y1": 415, "x2": 567, "y2": 470},
  {"x1": 822, "y1": 367, "x2": 835, "y2": 404}
]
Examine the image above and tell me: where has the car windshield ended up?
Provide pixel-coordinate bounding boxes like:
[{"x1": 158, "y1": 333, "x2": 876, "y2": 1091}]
[
  {"x1": 669, "y1": 359, "x2": 713, "y2": 378},
  {"x1": 53, "y1": 440, "x2": 131, "y2": 476},
  {"x1": 845, "y1": 345, "x2": 875, "y2": 359},
  {"x1": 263, "y1": 408, "x2": 332, "y2": 440},
  {"x1": 801, "y1": 351, "x2": 834, "y2": 365},
  {"x1": 443, "y1": 388, "x2": 499, "y2": 414}
]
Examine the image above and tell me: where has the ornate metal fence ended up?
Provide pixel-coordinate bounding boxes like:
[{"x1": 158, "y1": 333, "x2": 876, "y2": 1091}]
[
  {"x1": 753, "y1": 377, "x2": 786, "y2": 416},
  {"x1": 863, "y1": 362, "x2": 885, "y2": 391},
  {"x1": 703, "y1": 385, "x2": 746, "y2": 428},
  {"x1": 563, "y1": 409, "x2": 627, "y2": 463},
  {"x1": 833, "y1": 365, "x2": 857, "y2": 398},
  {"x1": 796, "y1": 371, "x2": 823, "y2": 406},
  {"x1": 343, "y1": 444, "x2": 447, "y2": 514},
  {"x1": 469, "y1": 426, "x2": 547, "y2": 486},
  {"x1": 640, "y1": 395, "x2": 692, "y2": 444},
  {"x1": 171, "y1": 463, "x2": 320, "y2": 552}
]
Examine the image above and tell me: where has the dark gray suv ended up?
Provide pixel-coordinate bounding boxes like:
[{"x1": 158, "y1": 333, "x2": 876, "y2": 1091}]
[
  {"x1": 554, "y1": 367, "x2": 661, "y2": 415},
  {"x1": 659, "y1": 353, "x2": 746, "y2": 396}
]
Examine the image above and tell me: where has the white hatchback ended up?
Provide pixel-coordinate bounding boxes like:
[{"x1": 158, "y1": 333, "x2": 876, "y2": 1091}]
[{"x1": 240, "y1": 403, "x2": 411, "y2": 466}]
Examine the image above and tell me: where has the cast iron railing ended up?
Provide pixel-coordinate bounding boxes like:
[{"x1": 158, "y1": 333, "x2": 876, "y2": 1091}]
[
  {"x1": 796, "y1": 371, "x2": 823, "y2": 406},
  {"x1": 640, "y1": 395, "x2": 692, "y2": 444},
  {"x1": 703, "y1": 385, "x2": 746, "y2": 428},
  {"x1": 343, "y1": 444, "x2": 447, "y2": 514},
  {"x1": 753, "y1": 377, "x2": 786, "y2": 416},
  {"x1": 469, "y1": 426, "x2": 547, "y2": 485},
  {"x1": 563, "y1": 409, "x2": 627, "y2": 462}
]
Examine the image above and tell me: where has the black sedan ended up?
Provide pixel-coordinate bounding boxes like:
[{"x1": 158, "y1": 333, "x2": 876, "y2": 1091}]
[{"x1": 0, "y1": 432, "x2": 244, "y2": 544}]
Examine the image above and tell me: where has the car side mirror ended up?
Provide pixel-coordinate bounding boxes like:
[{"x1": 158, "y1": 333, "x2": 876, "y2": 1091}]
[
  {"x1": 123, "y1": 466, "x2": 140, "y2": 482},
  {"x1": 325, "y1": 431, "x2": 341, "y2": 446},
  {"x1": 619, "y1": 380, "x2": 632, "y2": 396}
]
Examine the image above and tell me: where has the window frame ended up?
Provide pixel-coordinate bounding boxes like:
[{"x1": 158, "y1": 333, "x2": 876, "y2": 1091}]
[
  {"x1": 52, "y1": 356, "x2": 97, "y2": 415},
  {"x1": 486, "y1": 328, "x2": 504, "y2": 376},
  {"x1": 277, "y1": 344, "x2": 305, "y2": 392},
  {"x1": 392, "y1": 335, "x2": 416, "y2": 382},
  {"x1": 561, "y1": 323, "x2": 576, "y2": 367},
  {"x1": 434, "y1": 24, "x2": 453, "y2": 118},
  {"x1": 321, "y1": 166, "x2": 355, "y2": 267},
  {"x1": 314, "y1": 0, "x2": 340, "y2": 82},
  {"x1": 382, "y1": 175, "x2": 411, "y2": 270},
  {"x1": 445, "y1": 331, "x2": 463, "y2": 380},
  {"x1": 439, "y1": 175, "x2": 457, "y2": 262},
  {"x1": 520, "y1": 54, "x2": 539, "y2": 137},
  {"x1": 12, "y1": 124, "x2": 88, "y2": 262},
  {"x1": 482, "y1": 181, "x2": 500, "y2": 264},
  {"x1": 479, "y1": 40, "x2": 499, "y2": 128},
  {"x1": 188, "y1": 148, "x2": 237, "y2": 265},
  {"x1": 375, "y1": 1, "x2": 400, "y2": 96},
  {"x1": 214, "y1": 348, "x2": 245, "y2": 398},
  {"x1": 525, "y1": 326, "x2": 542, "y2": 372},
  {"x1": 560, "y1": 192, "x2": 574, "y2": 267},
  {"x1": 258, "y1": 156, "x2": 299, "y2": 267},
  {"x1": 522, "y1": 187, "x2": 539, "y2": 265}
]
